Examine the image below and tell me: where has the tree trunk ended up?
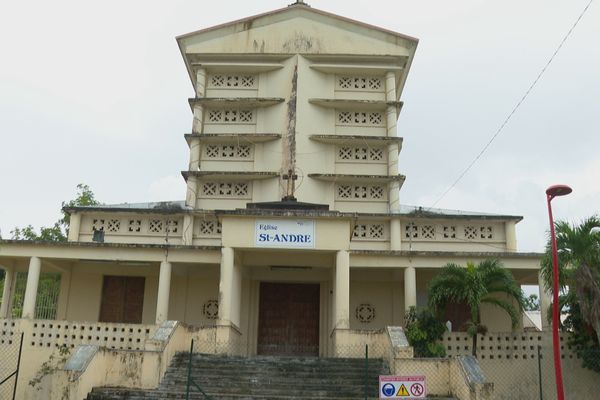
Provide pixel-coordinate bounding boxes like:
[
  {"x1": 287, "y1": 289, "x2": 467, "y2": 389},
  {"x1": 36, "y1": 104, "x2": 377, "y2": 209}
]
[{"x1": 472, "y1": 333, "x2": 477, "y2": 357}]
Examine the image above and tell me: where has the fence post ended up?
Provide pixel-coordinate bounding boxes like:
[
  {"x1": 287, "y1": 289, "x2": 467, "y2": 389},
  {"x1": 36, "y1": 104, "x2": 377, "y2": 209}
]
[
  {"x1": 186, "y1": 339, "x2": 194, "y2": 400},
  {"x1": 364, "y1": 344, "x2": 369, "y2": 400},
  {"x1": 12, "y1": 332, "x2": 24, "y2": 400},
  {"x1": 537, "y1": 345, "x2": 543, "y2": 400}
]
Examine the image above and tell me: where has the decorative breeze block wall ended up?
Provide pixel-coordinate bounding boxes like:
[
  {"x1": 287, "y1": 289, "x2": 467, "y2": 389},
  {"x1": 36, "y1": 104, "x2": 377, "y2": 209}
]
[
  {"x1": 335, "y1": 76, "x2": 384, "y2": 92},
  {"x1": 208, "y1": 74, "x2": 258, "y2": 90},
  {"x1": 443, "y1": 332, "x2": 580, "y2": 361},
  {"x1": 199, "y1": 182, "x2": 251, "y2": 199},
  {"x1": 87, "y1": 217, "x2": 183, "y2": 237},
  {"x1": 206, "y1": 109, "x2": 255, "y2": 124},
  {"x1": 336, "y1": 111, "x2": 384, "y2": 127},
  {"x1": 29, "y1": 321, "x2": 155, "y2": 350},
  {"x1": 336, "y1": 146, "x2": 386, "y2": 163},
  {"x1": 403, "y1": 222, "x2": 499, "y2": 241},
  {"x1": 352, "y1": 221, "x2": 388, "y2": 241},
  {"x1": 336, "y1": 184, "x2": 387, "y2": 201},
  {"x1": 202, "y1": 144, "x2": 253, "y2": 160},
  {"x1": 195, "y1": 217, "x2": 222, "y2": 238}
]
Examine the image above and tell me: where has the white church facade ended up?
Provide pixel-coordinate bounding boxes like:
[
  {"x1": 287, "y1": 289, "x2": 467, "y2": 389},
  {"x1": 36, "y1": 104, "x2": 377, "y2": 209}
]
[{"x1": 0, "y1": 3, "x2": 548, "y2": 398}]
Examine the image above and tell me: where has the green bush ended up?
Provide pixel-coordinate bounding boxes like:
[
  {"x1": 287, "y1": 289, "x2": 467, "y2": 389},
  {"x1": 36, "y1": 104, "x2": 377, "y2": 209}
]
[{"x1": 404, "y1": 306, "x2": 447, "y2": 357}]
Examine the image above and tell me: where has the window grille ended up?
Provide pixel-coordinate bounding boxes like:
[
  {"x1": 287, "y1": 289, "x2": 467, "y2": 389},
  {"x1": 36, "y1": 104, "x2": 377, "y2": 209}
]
[
  {"x1": 352, "y1": 223, "x2": 385, "y2": 240},
  {"x1": 107, "y1": 219, "x2": 120, "y2": 232},
  {"x1": 337, "y1": 76, "x2": 383, "y2": 91},
  {"x1": 337, "y1": 146, "x2": 385, "y2": 162},
  {"x1": 206, "y1": 109, "x2": 254, "y2": 124},
  {"x1": 198, "y1": 219, "x2": 222, "y2": 237},
  {"x1": 200, "y1": 182, "x2": 251, "y2": 198},
  {"x1": 337, "y1": 111, "x2": 384, "y2": 126},
  {"x1": 10, "y1": 272, "x2": 60, "y2": 320},
  {"x1": 204, "y1": 144, "x2": 253, "y2": 160},
  {"x1": 208, "y1": 74, "x2": 257, "y2": 89},
  {"x1": 336, "y1": 184, "x2": 386, "y2": 201}
]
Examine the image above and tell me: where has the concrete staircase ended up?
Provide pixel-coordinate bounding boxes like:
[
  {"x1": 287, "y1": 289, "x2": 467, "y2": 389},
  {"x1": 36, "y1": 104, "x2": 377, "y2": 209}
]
[{"x1": 86, "y1": 352, "x2": 390, "y2": 399}]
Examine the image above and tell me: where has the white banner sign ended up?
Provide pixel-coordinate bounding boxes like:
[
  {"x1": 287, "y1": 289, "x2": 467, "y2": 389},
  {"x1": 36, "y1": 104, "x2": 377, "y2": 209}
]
[
  {"x1": 255, "y1": 219, "x2": 315, "y2": 248},
  {"x1": 379, "y1": 375, "x2": 427, "y2": 399}
]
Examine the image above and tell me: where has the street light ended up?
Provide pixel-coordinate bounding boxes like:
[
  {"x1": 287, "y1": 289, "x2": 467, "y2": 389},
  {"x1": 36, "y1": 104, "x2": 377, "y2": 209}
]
[{"x1": 546, "y1": 184, "x2": 572, "y2": 400}]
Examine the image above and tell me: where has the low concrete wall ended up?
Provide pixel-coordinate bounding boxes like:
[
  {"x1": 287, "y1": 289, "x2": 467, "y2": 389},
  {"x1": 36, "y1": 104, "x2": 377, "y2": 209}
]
[
  {"x1": 443, "y1": 331, "x2": 600, "y2": 399},
  {"x1": 330, "y1": 328, "x2": 387, "y2": 358},
  {"x1": 20, "y1": 320, "x2": 192, "y2": 400}
]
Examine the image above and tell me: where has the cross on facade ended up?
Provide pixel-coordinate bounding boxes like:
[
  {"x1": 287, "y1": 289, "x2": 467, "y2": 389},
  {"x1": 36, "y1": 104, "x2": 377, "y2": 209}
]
[{"x1": 282, "y1": 168, "x2": 298, "y2": 201}]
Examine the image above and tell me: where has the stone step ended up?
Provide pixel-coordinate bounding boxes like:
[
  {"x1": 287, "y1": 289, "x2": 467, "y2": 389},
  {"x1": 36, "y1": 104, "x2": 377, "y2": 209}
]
[
  {"x1": 170, "y1": 355, "x2": 383, "y2": 368},
  {"x1": 163, "y1": 370, "x2": 385, "y2": 379},
  {"x1": 88, "y1": 387, "x2": 456, "y2": 400},
  {"x1": 87, "y1": 353, "x2": 398, "y2": 400},
  {"x1": 159, "y1": 381, "x2": 380, "y2": 394}
]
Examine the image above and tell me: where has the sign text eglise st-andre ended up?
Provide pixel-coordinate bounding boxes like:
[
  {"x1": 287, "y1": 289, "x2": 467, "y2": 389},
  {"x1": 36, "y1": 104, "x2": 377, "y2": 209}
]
[{"x1": 255, "y1": 219, "x2": 315, "y2": 248}]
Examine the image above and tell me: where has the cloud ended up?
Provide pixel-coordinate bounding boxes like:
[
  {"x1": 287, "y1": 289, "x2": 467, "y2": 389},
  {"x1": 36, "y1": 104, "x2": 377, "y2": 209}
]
[{"x1": 147, "y1": 175, "x2": 186, "y2": 202}]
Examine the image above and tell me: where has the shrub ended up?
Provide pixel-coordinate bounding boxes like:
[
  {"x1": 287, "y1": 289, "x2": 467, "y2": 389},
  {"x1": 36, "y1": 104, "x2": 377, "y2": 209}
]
[{"x1": 404, "y1": 306, "x2": 447, "y2": 357}]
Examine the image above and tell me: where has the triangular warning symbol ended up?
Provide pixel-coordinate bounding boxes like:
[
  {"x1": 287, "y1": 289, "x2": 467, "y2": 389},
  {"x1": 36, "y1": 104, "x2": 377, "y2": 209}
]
[{"x1": 397, "y1": 384, "x2": 410, "y2": 396}]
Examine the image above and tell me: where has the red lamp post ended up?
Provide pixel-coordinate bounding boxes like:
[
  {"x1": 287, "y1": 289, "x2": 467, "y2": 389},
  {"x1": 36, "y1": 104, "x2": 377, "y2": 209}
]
[{"x1": 546, "y1": 184, "x2": 572, "y2": 400}]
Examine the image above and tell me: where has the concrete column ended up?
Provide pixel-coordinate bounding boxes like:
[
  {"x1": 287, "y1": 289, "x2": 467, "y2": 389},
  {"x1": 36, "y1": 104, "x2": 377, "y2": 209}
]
[
  {"x1": 385, "y1": 71, "x2": 401, "y2": 212},
  {"x1": 185, "y1": 177, "x2": 198, "y2": 208},
  {"x1": 388, "y1": 143, "x2": 400, "y2": 212},
  {"x1": 55, "y1": 267, "x2": 72, "y2": 320},
  {"x1": 195, "y1": 67, "x2": 207, "y2": 98},
  {"x1": 390, "y1": 218, "x2": 402, "y2": 251},
  {"x1": 538, "y1": 270, "x2": 552, "y2": 331},
  {"x1": 385, "y1": 71, "x2": 396, "y2": 101},
  {"x1": 218, "y1": 247, "x2": 234, "y2": 325},
  {"x1": 192, "y1": 106, "x2": 204, "y2": 134},
  {"x1": 385, "y1": 71, "x2": 398, "y2": 137},
  {"x1": 505, "y1": 221, "x2": 517, "y2": 252},
  {"x1": 155, "y1": 261, "x2": 172, "y2": 324},
  {"x1": 0, "y1": 266, "x2": 15, "y2": 318},
  {"x1": 188, "y1": 137, "x2": 201, "y2": 171},
  {"x1": 404, "y1": 266, "x2": 417, "y2": 312},
  {"x1": 182, "y1": 214, "x2": 194, "y2": 245},
  {"x1": 67, "y1": 213, "x2": 81, "y2": 242},
  {"x1": 22, "y1": 257, "x2": 41, "y2": 319},
  {"x1": 192, "y1": 68, "x2": 206, "y2": 135},
  {"x1": 334, "y1": 250, "x2": 350, "y2": 329}
]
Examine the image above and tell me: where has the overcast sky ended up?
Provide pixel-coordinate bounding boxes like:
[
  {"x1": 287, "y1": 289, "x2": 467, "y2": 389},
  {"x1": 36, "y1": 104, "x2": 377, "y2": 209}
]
[{"x1": 0, "y1": 0, "x2": 598, "y2": 252}]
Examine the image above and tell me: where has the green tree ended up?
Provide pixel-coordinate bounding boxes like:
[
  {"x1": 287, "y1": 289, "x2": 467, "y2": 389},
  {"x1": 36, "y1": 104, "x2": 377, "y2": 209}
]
[
  {"x1": 428, "y1": 259, "x2": 525, "y2": 356},
  {"x1": 524, "y1": 293, "x2": 540, "y2": 311},
  {"x1": 10, "y1": 184, "x2": 100, "y2": 242},
  {"x1": 540, "y1": 216, "x2": 600, "y2": 345}
]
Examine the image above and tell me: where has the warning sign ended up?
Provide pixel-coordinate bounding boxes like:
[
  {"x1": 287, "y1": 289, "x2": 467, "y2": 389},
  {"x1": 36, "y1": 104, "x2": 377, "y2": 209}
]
[
  {"x1": 379, "y1": 376, "x2": 427, "y2": 399},
  {"x1": 397, "y1": 384, "x2": 410, "y2": 396}
]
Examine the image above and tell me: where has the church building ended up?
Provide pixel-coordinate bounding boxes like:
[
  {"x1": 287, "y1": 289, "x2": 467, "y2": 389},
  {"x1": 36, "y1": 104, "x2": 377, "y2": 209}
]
[{"x1": 0, "y1": 2, "x2": 543, "y2": 391}]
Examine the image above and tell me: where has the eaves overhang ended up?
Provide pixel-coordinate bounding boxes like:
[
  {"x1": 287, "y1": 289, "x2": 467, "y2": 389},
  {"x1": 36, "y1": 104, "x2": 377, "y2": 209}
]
[
  {"x1": 181, "y1": 171, "x2": 279, "y2": 182},
  {"x1": 350, "y1": 249, "x2": 543, "y2": 259}
]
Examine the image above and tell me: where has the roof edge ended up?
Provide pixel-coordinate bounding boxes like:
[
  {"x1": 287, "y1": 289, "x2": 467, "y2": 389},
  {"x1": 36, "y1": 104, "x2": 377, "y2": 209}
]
[{"x1": 176, "y1": 3, "x2": 419, "y2": 44}]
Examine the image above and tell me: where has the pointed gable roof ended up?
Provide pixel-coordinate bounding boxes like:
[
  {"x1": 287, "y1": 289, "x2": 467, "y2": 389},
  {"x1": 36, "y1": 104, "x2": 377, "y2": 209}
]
[{"x1": 177, "y1": 2, "x2": 419, "y2": 89}]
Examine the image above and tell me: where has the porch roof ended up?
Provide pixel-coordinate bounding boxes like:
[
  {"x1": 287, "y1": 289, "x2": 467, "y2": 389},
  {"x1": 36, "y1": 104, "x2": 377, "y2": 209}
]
[{"x1": 0, "y1": 240, "x2": 221, "y2": 264}]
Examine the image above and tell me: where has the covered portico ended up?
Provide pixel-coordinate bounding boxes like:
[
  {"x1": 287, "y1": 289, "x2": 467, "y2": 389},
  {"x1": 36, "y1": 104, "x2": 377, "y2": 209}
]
[
  {"x1": 0, "y1": 228, "x2": 544, "y2": 358},
  {"x1": 0, "y1": 241, "x2": 220, "y2": 326}
]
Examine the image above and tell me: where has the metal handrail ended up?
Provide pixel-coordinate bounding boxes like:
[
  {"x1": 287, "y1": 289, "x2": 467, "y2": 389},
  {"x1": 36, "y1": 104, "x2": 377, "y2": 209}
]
[
  {"x1": 364, "y1": 343, "x2": 369, "y2": 400},
  {"x1": 185, "y1": 339, "x2": 214, "y2": 400}
]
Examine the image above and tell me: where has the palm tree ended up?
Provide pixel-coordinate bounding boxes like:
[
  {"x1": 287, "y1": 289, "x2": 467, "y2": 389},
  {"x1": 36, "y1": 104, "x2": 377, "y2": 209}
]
[
  {"x1": 540, "y1": 216, "x2": 600, "y2": 344},
  {"x1": 428, "y1": 259, "x2": 525, "y2": 356}
]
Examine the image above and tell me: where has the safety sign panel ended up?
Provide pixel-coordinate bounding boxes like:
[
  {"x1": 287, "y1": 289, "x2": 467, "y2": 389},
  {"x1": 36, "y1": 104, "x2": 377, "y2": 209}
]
[{"x1": 379, "y1": 375, "x2": 427, "y2": 399}]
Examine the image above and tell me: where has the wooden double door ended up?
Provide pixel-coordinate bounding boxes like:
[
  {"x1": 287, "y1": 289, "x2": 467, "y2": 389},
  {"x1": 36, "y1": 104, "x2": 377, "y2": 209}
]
[
  {"x1": 99, "y1": 276, "x2": 145, "y2": 323},
  {"x1": 257, "y1": 282, "x2": 320, "y2": 356}
]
